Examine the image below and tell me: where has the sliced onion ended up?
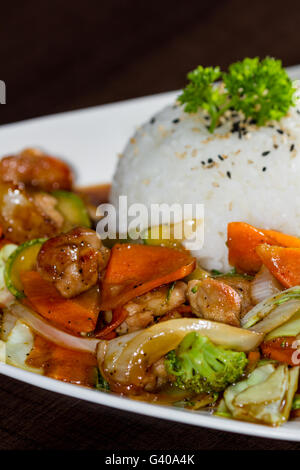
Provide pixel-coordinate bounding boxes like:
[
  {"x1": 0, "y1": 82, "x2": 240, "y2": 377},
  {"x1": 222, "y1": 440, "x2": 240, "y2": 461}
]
[
  {"x1": 251, "y1": 265, "x2": 282, "y2": 305},
  {"x1": 97, "y1": 318, "x2": 263, "y2": 387},
  {"x1": 242, "y1": 286, "x2": 300, "y2": 334},
  {"x1": 6, "y1": 302, "x2": 100, "y2": 353},
  {"x1": 1, "y1": 308, "x2": 17, "y2": 340}
]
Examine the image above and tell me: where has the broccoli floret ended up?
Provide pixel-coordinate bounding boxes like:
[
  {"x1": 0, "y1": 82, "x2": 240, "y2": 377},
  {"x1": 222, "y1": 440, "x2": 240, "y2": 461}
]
[{"x1": 165, "y1": 332, "x2": 248, "y2": 394}]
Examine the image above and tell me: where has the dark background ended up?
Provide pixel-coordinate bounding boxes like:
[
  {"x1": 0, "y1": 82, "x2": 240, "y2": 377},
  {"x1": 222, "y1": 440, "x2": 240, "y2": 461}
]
[{"x1": 1, "y1": 0, "x2": 300, "y2": 451}]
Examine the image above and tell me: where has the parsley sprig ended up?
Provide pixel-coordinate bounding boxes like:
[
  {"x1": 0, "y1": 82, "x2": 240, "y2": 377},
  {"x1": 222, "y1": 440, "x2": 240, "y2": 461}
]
[{"x1": 178, "y1": 57, "x2": 296, "y2": 133}]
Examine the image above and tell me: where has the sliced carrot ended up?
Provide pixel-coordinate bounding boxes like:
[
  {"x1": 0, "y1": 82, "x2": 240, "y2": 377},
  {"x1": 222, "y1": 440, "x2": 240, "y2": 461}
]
[
  {"x1": 256, "y1": 244, "x2": 300, "y2": 288},
  {"x1": 262, "y1": 229, "x2": 300, "y2": 248},
  {"x1": 248, "y1": 350, "x2": 260, "y2": 363},
  {"x1": 95, "y1": 305, "x2": 129, "y2": 339},
  {"x1": 227, "y1": 222, "x2": 300, "y2": 274},
  {"x1": 227, "y1": 222, "x2": 273, "y2": 273},
  {"x1": 261, "y1": 337, "x2": 298, "y2": 365},
  {"x1": 21, "y1": 271, "x2": 99, "y2": 335},
  {"x1": 100, "y1": 244, "x2": 195, "y2": 310}
]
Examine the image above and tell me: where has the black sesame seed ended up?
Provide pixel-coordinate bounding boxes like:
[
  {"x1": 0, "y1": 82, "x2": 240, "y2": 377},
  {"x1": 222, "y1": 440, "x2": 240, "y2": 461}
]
[
  {"x1": 218, "y1": 155, "x2": 224, "y2": 161},
  {"x1": 201, "y1": 161, "x2": 205, "y2": 165},
  {"x1": 277, "y1": 129, "x2": 284, "y2": 134},
  {"x1": 297, "y1": 110, "x2": 300, "y2": 115},
  {"x1": 204, "y1": 115, "x2": 210, "y2": 121},
  {"x1": 207, "y1": 158, "x2": 213, "y2": 164},
  {"x1": 150, "y1": 117, "x2": 156, "y2": 124},
  {"x1": 262, "y1": 167, "x2": 267, "y2": 172},
  {"x1": 262, "y1": 151, "x2": 270, "y2": 156},
  {"x1": 172, "y1": 118, "x2": 180, "y2": 124},
  {"x1": 226, "y1": 171, "x2": 231, "y2": 179},
  {"x1": 290, "y1": 144, "x2": 295, "y2": 152}
]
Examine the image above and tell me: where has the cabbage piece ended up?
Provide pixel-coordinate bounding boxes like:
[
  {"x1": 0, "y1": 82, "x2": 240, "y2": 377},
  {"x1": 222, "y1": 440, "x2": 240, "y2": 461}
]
[
  {"x1": 224, "y1": 363, "x2": 299, "y2": 426},
  {"x1": 0, "y1": 243, "x2": 17, "y2": 305},
  {"x1": 265, "y1": 310, "x2": 300, "y2": 341},
  {"x1": 5, "y1": 319, "x2": 43, "y2": 374},
  {"x1": 242, "y1": 286, "x2": 300, "y2": 334}
]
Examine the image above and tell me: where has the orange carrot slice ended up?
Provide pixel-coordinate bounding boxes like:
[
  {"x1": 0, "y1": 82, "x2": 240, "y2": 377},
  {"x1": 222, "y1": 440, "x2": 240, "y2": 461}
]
[
  {"x1": 261, "y1": 337, "x2": 298, "y2": 365},
  {"x1": 262, "y1": 229, "x2": 300, "y2": 248},
  {"x1": 96, "y1": 305, "x2": 129, "y2": 338},
  {"x1": 100, "y1": 244, "x2": 195, "y2": 309},
  {"x1": 227, "y1": 222, "x2": 273, "y2": 273},
  {"x1": 256, "y1": 244, "x2": 300, "y2": 288},
  {"x1": 21, "y1": 271, "x2": 99, "y2": 335},
  {"x1": 227, "y1": 222, "x2": 300, "y2": 274}
]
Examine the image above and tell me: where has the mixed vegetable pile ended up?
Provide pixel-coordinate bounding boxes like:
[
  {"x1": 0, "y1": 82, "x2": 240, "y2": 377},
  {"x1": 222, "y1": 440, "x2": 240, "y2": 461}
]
[{"x1": 2, "y1": 148, "x2": 300, "y2": 427}]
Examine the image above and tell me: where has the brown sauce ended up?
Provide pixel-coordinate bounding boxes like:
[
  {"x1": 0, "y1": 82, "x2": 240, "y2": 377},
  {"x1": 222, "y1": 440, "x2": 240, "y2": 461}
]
[
  {"x1": 26, "y1": 335, "x2": 97, "y2": 387},
  {"x1": 76, "y1": 183, "x2": 111, "y2": 206}
]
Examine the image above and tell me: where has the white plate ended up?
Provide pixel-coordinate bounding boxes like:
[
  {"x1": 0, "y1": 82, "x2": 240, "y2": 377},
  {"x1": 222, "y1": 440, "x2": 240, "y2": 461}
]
[{"x1": 1, "y1": 65, "x2": 300, "y2": 441}]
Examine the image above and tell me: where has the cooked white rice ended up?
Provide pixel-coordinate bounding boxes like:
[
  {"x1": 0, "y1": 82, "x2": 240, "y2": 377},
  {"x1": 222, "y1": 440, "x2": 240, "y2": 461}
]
[{"x1": 110, "y1": 86, "x2": 300, "y2": 272}]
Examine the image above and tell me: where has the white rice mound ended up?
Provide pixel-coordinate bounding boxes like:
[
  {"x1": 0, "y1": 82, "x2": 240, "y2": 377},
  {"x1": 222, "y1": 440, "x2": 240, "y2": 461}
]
[{"x1": 110, "y1": 86, "x2": 300, "y2": 272}]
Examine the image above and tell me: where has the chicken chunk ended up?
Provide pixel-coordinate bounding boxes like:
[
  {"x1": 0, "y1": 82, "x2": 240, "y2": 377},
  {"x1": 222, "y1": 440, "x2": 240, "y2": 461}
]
[
  {"x1": 0, "y1": 183, "x2": 63, "y2": 243},
  {"x1": 217, "y1": 275, "x2": 253, "y2": 317},
  {"x1": 187, "y1": 278, "x2": 241, "y2": 327},
  {"x1": 117, "y1": 281, "x2": 187, "y2": 334},
  {"x1": 37, "y1": 227, "x2": 110, "y2": 298},
  {"x1": 0, "y1": 148, "x2": 73, "y2": 191}
]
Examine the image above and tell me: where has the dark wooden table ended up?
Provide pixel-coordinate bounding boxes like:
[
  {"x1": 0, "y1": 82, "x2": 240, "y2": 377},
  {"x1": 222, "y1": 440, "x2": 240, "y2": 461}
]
[{"x1": 1, "y1": 0, "x2": 300, "y2": 450}]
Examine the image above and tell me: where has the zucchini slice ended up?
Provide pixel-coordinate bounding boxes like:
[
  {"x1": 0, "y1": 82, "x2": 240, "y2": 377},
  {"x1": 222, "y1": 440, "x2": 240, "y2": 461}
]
[
  {"x1": 4, "y1": 238, "x2": 46, "y2": 299},
  {"x1": 52, "y1": 190, "x2": 91, "y2": 231}
]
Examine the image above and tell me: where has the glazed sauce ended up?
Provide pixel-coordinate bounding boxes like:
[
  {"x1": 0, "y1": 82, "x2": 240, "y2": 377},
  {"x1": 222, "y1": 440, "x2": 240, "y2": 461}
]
[
  {"x1": 26, "y1": 335, "x2": 97, "y2": 387},
  {"x1": 76, "y1": 183, "x2": 111, "y2": 206}
]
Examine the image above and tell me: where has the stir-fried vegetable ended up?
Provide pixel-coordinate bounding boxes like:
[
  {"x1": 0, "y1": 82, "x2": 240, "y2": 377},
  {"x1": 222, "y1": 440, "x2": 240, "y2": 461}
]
[
  {"x1": 260, "y1": 337, "x2": 298, "y2": 365},
  {"x1": 223, "y1": 362, "x2": 299, "y2": 426},
  {"x1": 4, "y1": 319, "x2": 43, "y2": 374},
  {"x1": 21, "y1": 271, "x2": 99, "y2": 335},
  {"x1": 0, "y1": 242, "x2": 18, "y2": 305},
  {"x1": 4, "y1": 238, "x2": 46, "y2": 299},
  {"x1": 52, "y1": 190, "x2": 91, "y2": 231},
  {"x1": 256, "y1": 245, "x2": 300, "y2": 288},
  {"x1": 97, "y1": 318, "x2": 263, "y2": 388},
  {"x1": 265, "y1": 311, "x2": 300, "y2": 341},
  {"x1": 100, "y1": 244, "x2": 195, "y2": 310},
  {"x1": 5, "y1": 303, "x2": 99, "y2": 353},
  {"x1": 241, "y1": 286, "x2": 300, "y2": 333},
  {"x1": 227, "y1": 222, "x2": 300, "y2": 274},
  {"x1": 251, "y1": 265, "x2": 282, "y2": 305},
  {"x1": 165, "y1": 332, "x2": 248, "y2": 394}
]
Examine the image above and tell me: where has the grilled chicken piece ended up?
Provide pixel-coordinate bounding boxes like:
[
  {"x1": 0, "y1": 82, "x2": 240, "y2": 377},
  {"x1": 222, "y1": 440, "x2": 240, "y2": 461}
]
[
  {"x1": 117, "y1": 281, "x2": 187, "y2": 334},
  {"x1": 37, "y1": 227, "x2": 110, "y2": 298},
  {"x1": 187, "y1": 278, "x2": 241, "y2": 327},
  {"x1": 0, "y1": 148, "x2": 73, "y2": 191},
  {"x1": 217, "y1": 275, "x2": 253, "y2": 317},
  {"x1": 0, "y1": 184, "x2": 64, "y2": 243}
]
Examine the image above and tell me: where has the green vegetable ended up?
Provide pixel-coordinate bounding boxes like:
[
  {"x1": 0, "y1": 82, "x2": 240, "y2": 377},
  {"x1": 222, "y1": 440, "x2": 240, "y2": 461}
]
[
  {"x1": 165, "y1": 332, "x2": 248, "y2": 395},
  {"x1": 0, "y1": 243, "x2": 18, "y2": 304},
  {"x1": 4, "y1": 238, "x2": 46, "y2": 299},
  {"x1": 52, "y1": 190, "x2": 91, "y2": 231},
  {"x1": 95, "y1": 368, "x2": 110, "y2": 391},
  {"x1": 265, "y1": 310, "x2": 300, "y2": 341},
  {"x1": 292, "y1": 394, "x2": 300, "y2": 410},
  {"x1": 241, "y1": 286, "x2": 300, "y2": 333},
  {"x1": 178, "y1": 57, "x2": 296, "y2": 133},
  {"x1": 166, "y1": 282, "x2": 176, "y2": 302},
  {"x1": 224, "y1": 363, "x2": 299, "y2": 426}
]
